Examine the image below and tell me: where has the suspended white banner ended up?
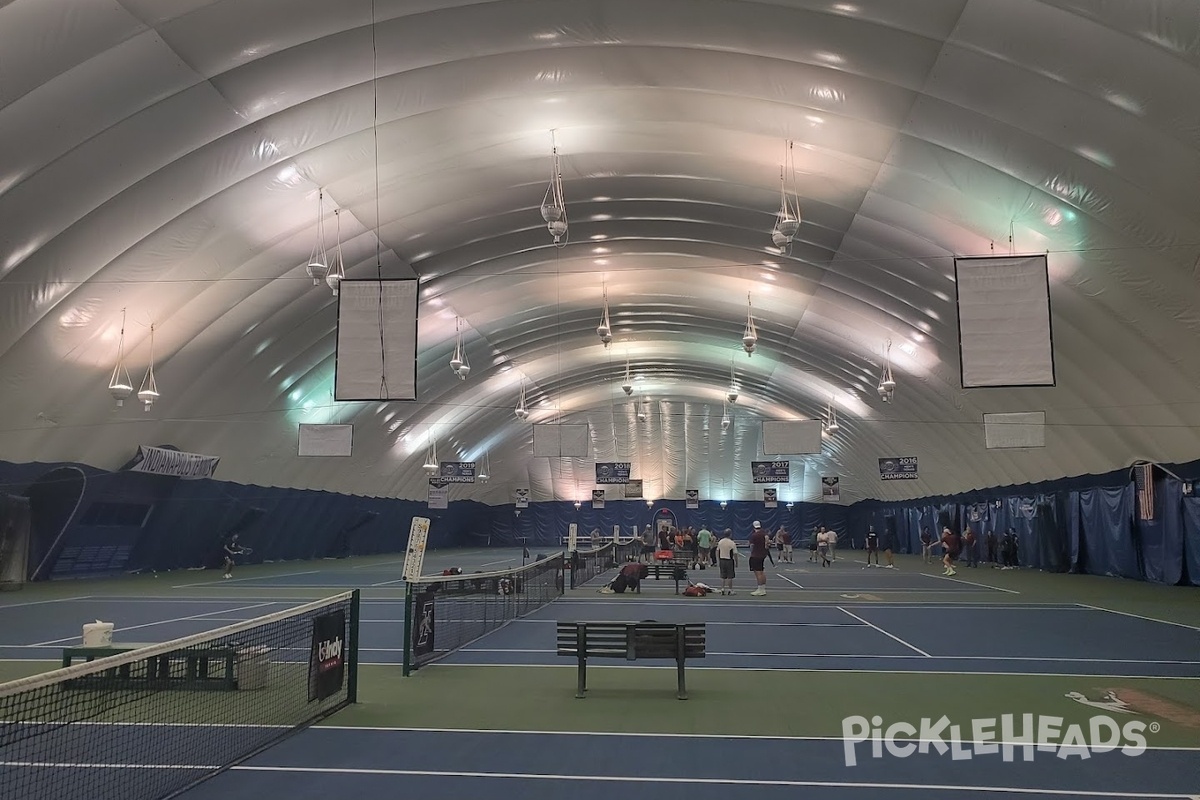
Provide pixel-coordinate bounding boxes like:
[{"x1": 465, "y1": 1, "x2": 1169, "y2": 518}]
[
  {"x1": 427, "y1": 480, "x2": 448, "y2": 510},
  {"x1": 764, "y1": 488, "x2": 777, "y2": 508},
  {"x1": 126, "y1": 446, "x2": 219, "y2": 479},
  {"x1": 822, "y1": 476, "x2": 841, "y2": 502},
  {"x1": 591, "y1": 489, "x2": 605, "y2": 509},
  {"x1": 514, "y1": 488, "x2": 530, "y2": 509},
  {"x1": 686, "y1": 489, "x2": 699, "y2": 509}
]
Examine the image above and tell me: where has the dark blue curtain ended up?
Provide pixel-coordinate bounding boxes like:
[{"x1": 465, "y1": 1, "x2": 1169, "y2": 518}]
[
  {"x1": 1134, "y1": 478, "x2": 1184, "y2": 585},
  {"x1": 1077, "y1": 486, "x2": 1139, "y2": 578},
  {"x1": 1182, "y1": 495, "x2": 1200, "y2": 586}
]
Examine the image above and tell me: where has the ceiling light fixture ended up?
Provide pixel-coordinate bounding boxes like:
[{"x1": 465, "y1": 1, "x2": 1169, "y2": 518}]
[
  {"x1": 478, "y1": 450, "x2": 491, "y2": 483},
  {"x1": 573, "y1": 500, "x2": 582, "y2": 511},
  {"x1": 597, "y1": 284, "x2": 612, "y2": 348},
  {"x1": 636, "y1": 400, "x2": 648, "y2": 423},
  {"x1": 742, "y1": 292, "x2": 758, "y2": 356},
  {"x1": 108, "y1": 308, "x2": 133, "y2": 407},
  {"x1": 621, "y1": 352, "x2": 634, "y2": 396},
  {"x1": 515, "y1": 378, "x2": 530, "y2": 420},
  {"x1": 825, "y1": 396, "x2": 840, "y2": 434},
  {"x1": 326, "y1": 208, "x2": 345, "y2": 297},
  {"x1": 877, "y1": 340, "x2": 896, "y2": 403},
  {"x1": 422, "y1": 436, "x2": 439, "y2": 475},
  {"x1": 305, "y1": 190, "x2": 329, "y2": 287},
  {"x1": 721, "y1": 398, "x2": 732, "y2": 431},
  {"x1": 540, "y1": 132, "x2": 569, "y2": 247},
  {"x1": 137, "y1": 323, "x2": 160, "y2": 411},
  {"x1": 449, "y1": 317, "x2": 470, "y2": 380},
  {"x1": 771, "y1": 140, "x2": 802, "y2": 254},
  {"x1": 726, "y1": 354, "x2": 739, "y2": 404}
]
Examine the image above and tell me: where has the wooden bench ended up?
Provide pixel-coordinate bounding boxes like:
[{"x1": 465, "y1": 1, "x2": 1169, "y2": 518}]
[
  {"x1": 556, "y1": 621, "x2": 706, "y2": 699},
  {"x1": 61, "y1": 644, "x2": 242, "y2": 691}
]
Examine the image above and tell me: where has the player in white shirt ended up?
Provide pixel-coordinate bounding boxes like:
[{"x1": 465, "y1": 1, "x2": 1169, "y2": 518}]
[{"x1": 716, "y1": 529, "x2": 739, "y2": 595}]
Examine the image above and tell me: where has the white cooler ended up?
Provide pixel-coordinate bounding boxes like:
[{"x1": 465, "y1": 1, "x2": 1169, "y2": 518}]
[
  {"x1": 237, "y1": 646, "x2": 271, "y2": 690},
  {"x1": 81, "y1": 621, "x2": 114, "y2": 647}
]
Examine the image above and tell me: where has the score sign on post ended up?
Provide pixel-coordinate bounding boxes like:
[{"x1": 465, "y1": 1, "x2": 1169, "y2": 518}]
[
  {"x1": 567, "y1": 522, "x2": 578, "y2": 552},
  {"x1": 402, "y1": 517, "x2": 431, "y2": 582}
]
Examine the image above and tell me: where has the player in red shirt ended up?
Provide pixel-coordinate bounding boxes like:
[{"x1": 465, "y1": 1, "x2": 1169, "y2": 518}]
[
  {"x1": 748, "y1": 521, "x2": 769, "y2": 596},
  {"x1": 940, "y1": 527, "x2": 961, "y2": 576}
]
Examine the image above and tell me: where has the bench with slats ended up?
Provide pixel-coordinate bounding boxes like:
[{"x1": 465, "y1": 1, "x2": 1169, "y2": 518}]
[
  {"x1": 556, "y1": 621, "x2": 706, "y2": 699},
  {"x1": 646, "y1": 560, "x2": 689, "y2": 593}
]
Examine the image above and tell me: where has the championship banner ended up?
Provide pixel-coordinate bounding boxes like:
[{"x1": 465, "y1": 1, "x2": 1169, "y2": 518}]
[
  {"x1": 752, "y1": 461, "x2": 790, "y2": 484},
  {"x1": 308, "y1": 609, "x2": 346, "y2": 702},
  {"x1": 427, "y1": 481, "x2": 448, "y2": 510},
  {"x1": 764, "y1": 488, "x2": 777, "y2": 508},
  {"x1": 591, "y1": 489, "x2": 605, "y2": 509},
  {"x1": 402, "y1": 517, "x2": 430, "y2": 582},
  {"x1": 685, "y1": 489, "x2": 699, "y2": 509},
  {"x1": 514, "y1": 488, "x2": 530, "y2": 509},
  {"x1": 438, "y1": 462, "x2": 476, "y2": 483},
  {"x1": 625, "y1": 479, "x2": 643, "y2": 499},
  {"x1": 878, "y1": 456, "x2": 919, "y2": 481},
  {"x1": 595, "y1": 462, "x2": 632, "y2": 484},
  {"x1": 411, "y1": 591, "x2": 435, "y2": 661},
  {"x1": 822, "y1": 476, "x2": 840, "y2": 502},
  {"x1": 126, "y1": 445, "x2": 219, "y2": 480}
]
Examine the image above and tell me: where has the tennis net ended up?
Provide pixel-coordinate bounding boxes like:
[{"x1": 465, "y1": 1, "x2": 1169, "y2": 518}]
[
  {"x1": 0, "y1": 591, "x2": 359, "y2": 800},
  {"x1": 569, "y1": 542, "x2": 617, "y2": 588},
  {"x1": 403, "y1": 554, "x2": 564, "y2": 673}
]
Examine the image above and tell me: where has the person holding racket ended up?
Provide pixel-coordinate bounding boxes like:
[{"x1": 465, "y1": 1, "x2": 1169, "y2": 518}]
[
  {"x1": 940, "y1": 526, "x2": 961, "y2": 577},
  {"x1": 222, "y1": 533, "x2": 249, "y2": 580}
]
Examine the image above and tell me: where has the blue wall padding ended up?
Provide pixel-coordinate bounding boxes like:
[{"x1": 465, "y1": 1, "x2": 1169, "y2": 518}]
[{"x1": 3, "y1": 456, "x2": 1199, "y2": 586}]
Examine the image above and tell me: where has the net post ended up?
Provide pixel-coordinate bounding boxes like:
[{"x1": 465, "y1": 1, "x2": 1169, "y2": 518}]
[
  {"x1": 348, "y1": 588, "x2": 361, "y2": 703},
  {"x1": 402, "y1": 580, "x2": 414, "y2": 677}
]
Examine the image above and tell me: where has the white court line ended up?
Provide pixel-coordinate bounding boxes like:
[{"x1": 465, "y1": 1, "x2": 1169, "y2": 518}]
[
  {"x1": 481, "y1": 559, "x2": 516, "y2": 568},
  {"x1": 352, "y1": 559, "x2": 409, "y2": 569},
  {"x1": 834, "y1": 607, "x2": 931, "y2": 657},
  {"x1": 431, "y1": 662, "x2": 1200, "y2": 679},
  {"x1": 0, "y1": 595, "x2": 93, "y2": 610},
  {"x1": 370, "y1": 577, "x2": 407, "y2": 587},
  {"x1": 920, "y1": 572, "x2": 1020, "y2": 594},
  {"x1": 219, "y1": 766, "x2": 1196, "y2": 798},
  {"x1": 27, "y1": 602, "x2": 277, "y2": 647},
  {"x1": 171, "y1": 571, "x2": 319, "y2": 589},
  {"x1": 1075, "y1": 603, "x2": 1200, "y2": 633},
  {"x1": 455, "y1": 647, "x2": 1200, "y2": 665},
  {"x1": 775, "y1": 574, "x2": 804, "y2": 589},
  {"x1": 1, "y1": 761, "x2": 1193, "y2": 797},
  {"x1": 548, "y1": 599, "x2": 1077, "y2": 610}
]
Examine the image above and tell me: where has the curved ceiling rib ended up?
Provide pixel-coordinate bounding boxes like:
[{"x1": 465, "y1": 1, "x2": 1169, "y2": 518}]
[{"x1": 0, "y1": 0, "x2": 1197, "y2": 505}]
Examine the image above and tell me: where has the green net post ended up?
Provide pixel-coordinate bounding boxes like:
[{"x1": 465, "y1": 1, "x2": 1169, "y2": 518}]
[
  {"x1": 402, "y1": 580, "x2": 414, "y2": 677},
  {"x1": 347, "y1": 588, "x2": 361, "y2": 703}
]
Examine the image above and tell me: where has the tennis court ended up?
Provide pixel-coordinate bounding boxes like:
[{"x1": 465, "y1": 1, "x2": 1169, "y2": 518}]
[{"x1": 2, "y1": 550, "x2": 1198, "y2": 799}]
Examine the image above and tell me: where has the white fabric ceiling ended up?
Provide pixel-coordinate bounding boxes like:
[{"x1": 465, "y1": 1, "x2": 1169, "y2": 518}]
[{"x1": 1, "y1": 0, "x2": 1198, "y2": 505}]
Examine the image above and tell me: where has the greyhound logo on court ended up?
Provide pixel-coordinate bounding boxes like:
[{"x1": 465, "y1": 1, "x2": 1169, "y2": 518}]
[{"x1": 1066, "y1": 691, "x2": 1135, "y2": 715}]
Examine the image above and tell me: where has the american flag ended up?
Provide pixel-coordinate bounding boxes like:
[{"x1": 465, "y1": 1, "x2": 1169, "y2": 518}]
[{"x1": 1134, "y1": 463, "x2": 1155, "y2": 521}]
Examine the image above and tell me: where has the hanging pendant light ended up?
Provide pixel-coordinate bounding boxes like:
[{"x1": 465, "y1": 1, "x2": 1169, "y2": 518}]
[
  {"x1": 108, "y1": 308, "x2": 133, "y2": 407},
  {"x1": 597, "y1": 284, "x2": 612, "y2": 347},
  {"x1": 825, "y1": 396, "x2": 840, "y2": 434},
  {"x1": 726, "y1": 354, "x2": 739, "y2": 404},
  {"x1": 515, "y1": 378, "x2": 530, "y2": 420},
  {"x1": 721, "y1": 398, "x2": 731, "y2": 431},
  {"x1": 478, "y1": 450, "x2": 491, "y2": 483},
  {"x1": 770, "y1": 141, "x2": 802, "y2": 253},
  {"x1": 877, "y1": 340, "x2": 896, "y2": 402},
  {"x1": 449, "y1": 317, "x2": 470, "y2": 380},
  {"x1": 742, "y1": 293, "x2": 758, "y2": 356},
  {"x1": 636, "y1": 400, "x2": 647, "y2": 423},
  {"x1": 573, "y1": 499, "x2": 582, "y2": 511},
  {"x1": 422, "y1": 436, "x2": 439, "y2": 475},
  {"x1": 305, "y1": 190, "x2": 329, "y2": 286},
  {"x1": 326, "y1": 208, "x2": 345, "y2": 297},
  {"x1": 137, "y1": 323, "x2": 160, "y2": 411},
  {"x1": 540, "y1": 133, "x2": 569, "y2": 247},
  {"x1": 621, "y1": 352, "x2": 634, "y2": 396}
]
